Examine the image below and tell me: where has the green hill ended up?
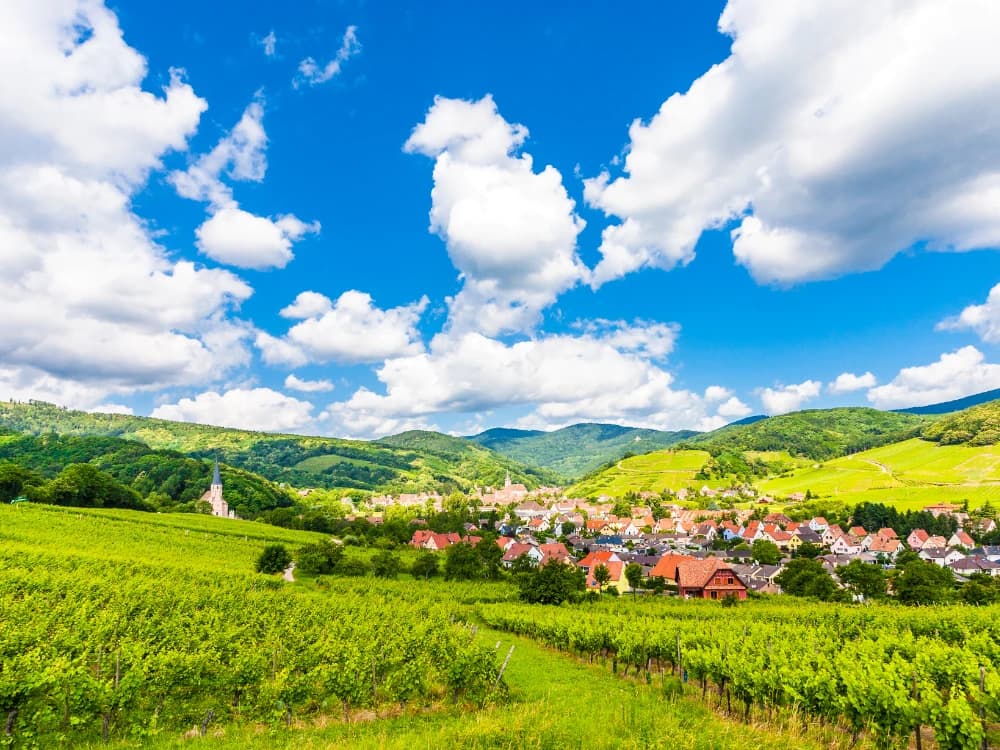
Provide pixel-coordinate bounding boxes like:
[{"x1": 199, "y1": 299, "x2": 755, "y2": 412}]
[
  {"x1": 688, "y1": 407, "x2": 928, "y2": 460},
  {"x1": 467, "y1": 422, "x2": 697, "y2": 479},
  {"x1": 566, "y1": 449, "x2": 720, "y2": 497},
  {"x1": 755, "y1": 437, "x2": 1000, "y2": 510},
  {"x1": 0, "y1": 428, "x2": 293, "y2": 517},
  {"x1": 921, "y1": 399, "x2": 1000, "y2": 445},
  {"x1": 0, "y1": 401, "x2": 548, "y2": 495}
]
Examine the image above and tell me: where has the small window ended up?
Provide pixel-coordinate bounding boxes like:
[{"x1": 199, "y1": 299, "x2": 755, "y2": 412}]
[
  {"x1": 710, "y1": 591, "x2": 718, "y2": 599},
  {"x1": 727, "y1": 577, "x2": 734, "y2": 585}
]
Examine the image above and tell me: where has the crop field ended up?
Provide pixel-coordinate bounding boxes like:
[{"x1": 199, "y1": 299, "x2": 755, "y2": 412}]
[
  {"x1": 0, "y1": 503, "x2": 867, "y2": 750},
  {"x1": 756, "y1": 438, "x2": 1000, "y2": 508},
  {"x1": 568, "y1": 450, "x2": 726, "y2": 497}
]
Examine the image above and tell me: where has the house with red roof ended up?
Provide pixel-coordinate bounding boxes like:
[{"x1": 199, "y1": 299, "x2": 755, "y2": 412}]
[
  {"x1": 502, "y1": 543, "x2": 543, "y2": 568},
  {"x1": 949, "y1": 530, "x2": 976, "y2": 549},
  {"x1": 907, "y1": 529, "x2": 929, "y2": 550},
  {"x1": 538, "y1": 542, "x2": 573, "y2": 566},
  {"x1": 675, "y1": 559, "x2": 747, "y2": 600},
  {"x1": 648, "y1": 552, "x2": 695, "y2": 582}
]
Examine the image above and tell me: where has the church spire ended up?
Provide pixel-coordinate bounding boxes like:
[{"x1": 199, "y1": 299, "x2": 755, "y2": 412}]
[
  {"x1": 504, "y1": 470, "x2": 511, "y2": 488},
  {"x1": 212, "y1": 458, "x2": 222, "y2": 487}
]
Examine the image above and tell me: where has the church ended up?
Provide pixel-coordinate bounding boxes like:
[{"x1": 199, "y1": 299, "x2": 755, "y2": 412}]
[{"x1": 201, "y1": 459, "x2": 236, "y2": 519}]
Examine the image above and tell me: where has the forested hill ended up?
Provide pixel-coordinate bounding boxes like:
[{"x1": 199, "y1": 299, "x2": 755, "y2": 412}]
[
  {"x1": 687, "y1": 407, "x2": 930, "y2": 460},
  {"x1": 466, "y1": 422, "x2": 697, "y2": 479},
  {"x1": 0, "y1": 429, "x2": 291, "y2": 517},
  {"x1": 921, "y1": 399, "x2": 1000, "y2": 445},
  {"x1": 0, "y1": 401, "x2": 550, "y2": 494}
]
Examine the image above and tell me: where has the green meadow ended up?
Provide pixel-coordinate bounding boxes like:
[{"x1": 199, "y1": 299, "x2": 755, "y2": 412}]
[{"x1": 567, "y1": 449, "x2": 726, "y2": 497}]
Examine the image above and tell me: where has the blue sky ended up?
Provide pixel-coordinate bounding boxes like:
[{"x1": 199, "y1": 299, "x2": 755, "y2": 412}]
[{"x1": 4, "y1": 1, "x2": 1000, "y2": 436}]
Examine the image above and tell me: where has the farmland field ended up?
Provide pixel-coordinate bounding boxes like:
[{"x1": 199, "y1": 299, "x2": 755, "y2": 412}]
[
  {"x1": 756, "y1": 438, "x2": 1000, "y2": 508},
  {"x1": 0, "y1": 503, "x2": 863, "y2": 750},
  {"x1": 567, "y1": 449, "x2": 726, "y2": 497}
]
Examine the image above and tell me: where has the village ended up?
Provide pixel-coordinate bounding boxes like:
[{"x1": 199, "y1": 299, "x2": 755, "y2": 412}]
[{"x1": 356, "y1": 473, "x2": 1000, "y2": 599}]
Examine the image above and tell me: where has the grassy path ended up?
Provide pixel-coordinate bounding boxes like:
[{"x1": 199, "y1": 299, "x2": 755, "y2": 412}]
[{"x1": 97, "y1": 626, "x2": 843, "y2": 750}]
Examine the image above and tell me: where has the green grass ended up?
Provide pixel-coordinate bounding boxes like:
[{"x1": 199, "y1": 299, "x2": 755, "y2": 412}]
[
  {"x1": 756, "y1": 438, "x2": 1000, "y2": 508},
  {"x1": 567, "y1": 449, "x2": 725, "y2": 497}
]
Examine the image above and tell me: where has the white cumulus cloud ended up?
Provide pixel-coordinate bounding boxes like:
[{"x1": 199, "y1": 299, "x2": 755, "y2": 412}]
[
  {"x1": 0, "y1": 1, "x2": 253, "y2": 409},
  {"x1": 585, "y1": 0, "x2": 1000, "y2": 286},
  {"x1": 170, "y1": 96, "x2": 319, "y2": 269},
  {"x1": 405, "y1": 95, "x2": 587, "y2": 335},
  {"x1": 284, "y1": 374, "x2": 334, "y2": 393},
  {"x1": 325, "y1": 321, "x2": 740, "y2": 438},
  {"x1": 152, "y1": 388, "x2": 317, "y2": 433},
  {"x1": 867, "y1": 347, "x2": 1000, "y2": 409},
  {"x1": 939, "y1": 283, "x2": 1000, "y2": 343},
  {"x1": 759, "y1": 380, "x2": 821, "y2": 415},
  {"x1": 828, "y1": 371, "x2": 877, "y2": 394},
  {"x1": 258, "y1": 290, "x2": 428, "y2": 366}
]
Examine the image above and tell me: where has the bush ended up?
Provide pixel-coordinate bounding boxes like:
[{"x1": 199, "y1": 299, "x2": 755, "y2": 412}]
[
  {"x1": 296, "y1": 540, "x2": 344, "y2": 576},
  {"x1": 336, "y1": 558, "x2": 369, "y2": 577},
  {"x1": 371, "y1": 549, "x2": 402, "y2": 578},
  {"x1": 256, "y1": 544, "x2": 292, "y2": 574}
]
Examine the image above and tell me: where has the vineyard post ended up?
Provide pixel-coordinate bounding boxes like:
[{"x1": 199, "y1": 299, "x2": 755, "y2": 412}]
[
  {"x1": 495, "y1": 645, "x2": 515, "y2": 687},
  {"x1": 675, "y1": 635, "x2": 681, "y2": 676},
  {"x1": 200, "y1": 710, "x2": 214, "y2": 736},
  {"x1": 912, "y1": 673, "x2": 922, "y2": 750},
  {"x1": 5, "y1": 708, "x2": 17, "y2": 736}
]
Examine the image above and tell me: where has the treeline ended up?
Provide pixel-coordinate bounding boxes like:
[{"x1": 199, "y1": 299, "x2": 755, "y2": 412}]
[
  {"x1": 850, "y1": 501, "x2": 960, "y2": 539},
  {"x1": 0, "y1": 430, "x2": 293, "y2": 517},
  {"x1": 922, "y1": 399, "x2": 1000, "y2": 446},
  {"x1": 689, "y1": 407, "x2": 926, "y2": 460}
]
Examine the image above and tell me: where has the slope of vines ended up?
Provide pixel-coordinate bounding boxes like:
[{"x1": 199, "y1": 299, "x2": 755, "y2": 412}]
[
  {"x1": 0, "y1": 507, "x2": 502, "y2": 748},
  {"x1": 478, "y1": 598, "x2": 1000, "y2": 750}
]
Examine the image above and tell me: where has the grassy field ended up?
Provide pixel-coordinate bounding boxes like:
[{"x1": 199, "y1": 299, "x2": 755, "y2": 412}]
[
  {"x1": 567, "y1": 449, "x2": 726, "y2": 497},
  {"x1": 756, "y1": 438, "x2": 1000, "y2": 509}
]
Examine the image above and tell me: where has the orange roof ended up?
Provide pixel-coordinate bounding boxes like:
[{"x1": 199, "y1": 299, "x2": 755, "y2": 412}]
[
  {"x1": 649, "y1": 553, "x2": 695, "y2": 581},
  {"x1": 577, "y1": 550, "x2": 619, "y2": 569},
  {"x1": 676, "y1": 558, "x2": 727, "y2": 589},
  {"x1": 586, "y1": 560, "x2": 624, "y2": 587}
]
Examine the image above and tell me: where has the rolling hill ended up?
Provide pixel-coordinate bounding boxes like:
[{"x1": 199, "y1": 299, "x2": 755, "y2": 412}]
[
  {"x1": 755, "y1": 438, "x2": 1000, "y2": 510},
  {"x1": 687, "y1": 407, "x2": 929, "y2": 460},
  {"x1": 896, "y1": 388, "x2": 1000, "y2": 415},
  {"x1": 566, "y1": 449, "x2": 720, "y2": 497},
  {"x1": 467, "y1": 422, "x2": 697, "y2": 479},
  {"x1": 0, "y1": 401, "x2": 550, "y2": 495},
  {"x1": 921, "y1": 399, "x2": 1000, "y2": 445}
]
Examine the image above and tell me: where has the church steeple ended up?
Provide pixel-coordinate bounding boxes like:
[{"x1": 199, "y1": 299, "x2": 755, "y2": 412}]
[
  {"x1": 504, "y1": 470, "x2": 511, "y2": 488},
  {"x1": 212, "y1": 458, "x2": 222, "y2": 487}
]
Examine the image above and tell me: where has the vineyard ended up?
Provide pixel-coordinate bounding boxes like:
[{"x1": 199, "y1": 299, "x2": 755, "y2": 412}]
[
  {"x1": 0, "y1": 505, "x2": 502, "y2": 748},
  {"x1": 478, "y1": 597, "x2": 1000, "y2": 750}
]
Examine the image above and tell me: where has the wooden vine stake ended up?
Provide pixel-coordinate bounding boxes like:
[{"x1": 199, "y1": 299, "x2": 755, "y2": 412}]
[{"x1": 495, "y1": 644, "x2": 515, "y2": 687}]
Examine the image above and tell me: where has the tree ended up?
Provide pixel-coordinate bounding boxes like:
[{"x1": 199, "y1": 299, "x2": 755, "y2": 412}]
[
  {"x1": 894, "y1": 559, "x2": 954, "y2": 605},
  {"x1": 516, "y1": 562, "x2": 585, "y2": 604},
  {"x1": 296, "y1": 540, "x2": 344, "y2": 576},
  {"x1": 561, "y1": 521, "x2": 576, "y2": 536},
  {"x1": 794, "y1": 542, "x2": 822, "y2": 559},
  {"x1": 593, "y1": 564, "x2": 611, "y2": 590},
  {"x1": 0, "y1": 462, "x2": 41, "y2": 503},
  {"x1": 370, "y1": 549, "x2": 402, "y2": 578},
  {"x1": 836, "y1": 559, "x2": 887, "y2": 600},
  {"x1": 256, "y1": 544, "x2": 292, "y2": 574},
  {"x1": 625, "y1": 563, "x2": 644, "y2": 596},
  {"x1": 752, "y1": 539, "x2": 782, "y2": 565},
  {"x1": 477, "y1": 536, "x2": 505, "y2": 580},
  {"x1": 960, "y1": 574, "x2": 1000, "y2": 605},
  {"x1": 444, "y1": 542, "x2": 484, "y2": 580},
  {"x1": 775, "y1": 558, "x2": 839, "y2": 600},
  {"x1": 410, "y1": 551, "x2": 440, "y2": 580}
]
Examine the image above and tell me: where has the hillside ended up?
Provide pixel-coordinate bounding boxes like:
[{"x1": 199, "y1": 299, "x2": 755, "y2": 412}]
[
  {"x1": 566, "y1": 449, "x2": 720, "y2": 497},
  {"x1": 0, "y1": 401, "x2": 548, "y2": 495},
  {"x1": 0, "y1": 429, "x2": 292, "y2": 517},
  {"x1": 921, "y1": 399, "x2": 1000, "y2": 445},
  {"x1": 467, "y1": 422, "x2": 697, "y2": 479},
  {"x1": 755, "y1": 437, "x2": 1000, "y2": 510},
  {"x1": 688, "y1": 407, "x2": 928, "y2": 460},
  {"x1": 374, "y1": 430, "x2": 562, "y2": 486},
  {"x1": 897, "y1": 388, "x2": 1000, "y2": 415}
]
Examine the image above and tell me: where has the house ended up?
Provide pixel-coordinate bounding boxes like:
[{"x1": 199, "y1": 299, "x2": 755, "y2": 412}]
[
  {"x1": 907, "y1": 529, "x2": 930, "y2": 550},
  {"x1": 675, "y1": 559, "x2": 748, "y2": 600},
  {"x1": 577, "y1": 549, "x2": 622, "y2": 573},
  {"x1": 822, "y1": 525, "x2": 844, "y2": 547},
  {"x1": 919, "y1": 548, "x2": 965, "y2": 567},
  {"x1": 868, "y1": 536, "x2": 903, "y2": 557},
  {"x1": 949, "y1": 530, "x2": 976, "y2": 549},
  {"x1": 502, "y1": 543, "x2": 543, "y2": 568},
  {"x1": 809, "y1": 517, "x2": 830, "y2": 532},
  {"x1": 693, "y1": 522, "x2": 718, "y2": 540},
  {"x1": 948, "y1": 556, "x2": 1000, "y2": 577},
  {"x1": 830, "y1": 534, "x2": 862, "y2": 556},
  {"x1": 924, "y1": 503, "x2": 962, "y2": 518},
  {"x1": 584, "y1": 560, "x2": 628, "y2": 593},
  {"x1": 794, "y1": 527, "x2": 823, "y2": 545},
  {"x1": 649, "y1": 552, "x2": 696, "y2": 582},
  {"x1": 495, "y1": 536, "x2": 516, "y2": 552},
  {"x1": 513, "y1": 500, "x2": 548, "y2": 520},
  {"x1": 538, "y1": 542, "x2": 573, "y2": 566},
  {"x1": 923, "y1": 535, "x2": 948, "y2": 550}
]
